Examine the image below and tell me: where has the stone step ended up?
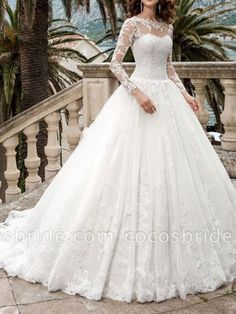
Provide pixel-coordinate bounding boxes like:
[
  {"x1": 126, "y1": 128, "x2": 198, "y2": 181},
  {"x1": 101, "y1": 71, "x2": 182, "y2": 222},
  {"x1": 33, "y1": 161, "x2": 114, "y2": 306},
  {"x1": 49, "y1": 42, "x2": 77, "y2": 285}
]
[{"x1": 0, "y1": 177, "x2": 54, "y2": 222}]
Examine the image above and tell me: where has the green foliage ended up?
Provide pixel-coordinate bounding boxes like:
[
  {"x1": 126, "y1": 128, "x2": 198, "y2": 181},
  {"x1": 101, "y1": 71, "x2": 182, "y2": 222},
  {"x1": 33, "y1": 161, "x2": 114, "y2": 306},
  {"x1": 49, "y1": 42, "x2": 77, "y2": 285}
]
[
  {"x1": 173, "y1": 0, "x2": 236, "y2": 131},
  {"x1": 48, "y1": 21, "x2": 88, "y2": 92},
  {"x1": 173, "y1": 0, "x2": 236, "y2": 62}
]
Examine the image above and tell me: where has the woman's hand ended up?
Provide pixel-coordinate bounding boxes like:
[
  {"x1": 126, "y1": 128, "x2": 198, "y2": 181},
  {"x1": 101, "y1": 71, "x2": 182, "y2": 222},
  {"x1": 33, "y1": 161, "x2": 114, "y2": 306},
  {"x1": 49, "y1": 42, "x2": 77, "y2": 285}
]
[
  {"x1": 132, "y1": 88, "x2": 157, "y2": 114},
  {"x1": 182, "y1": 91, "x2": 202, "y2": 115}
]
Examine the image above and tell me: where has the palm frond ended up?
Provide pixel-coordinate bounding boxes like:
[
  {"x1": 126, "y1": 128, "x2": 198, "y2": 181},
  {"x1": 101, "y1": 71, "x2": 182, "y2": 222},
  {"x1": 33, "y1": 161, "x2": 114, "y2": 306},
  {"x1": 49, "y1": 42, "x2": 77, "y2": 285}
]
[
  {"x1": 196, "y1": 1, "x2": 232, "y2": 15},
  {"x1": 207, "y1": 8, "x2": 236, "y2": 19},
  {"x1": 2, "y1": 63, "x2": 18, "y2": 105},
  {"x1": 49, "y1": 47, "x2": 88, "y2": 62},
  {"x1": 85, "y1": 47, "x2": 114, "y2": 63},
  {"x1": 61, "y1": 0, "x2": 72, "y2": 20}
]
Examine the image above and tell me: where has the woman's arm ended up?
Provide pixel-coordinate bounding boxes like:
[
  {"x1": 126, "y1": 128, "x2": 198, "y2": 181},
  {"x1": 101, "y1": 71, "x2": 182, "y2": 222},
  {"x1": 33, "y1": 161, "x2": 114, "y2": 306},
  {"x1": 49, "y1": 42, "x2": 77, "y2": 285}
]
[
  {"x1": 110, "y1": 18, "x2": 138, "y2": 94},
  {"x1": 166, "y1": 24, "x2": 202, "y2": 114},
  {"x1": 166, "y1": 25, "x2": 187, "y2": 94}
]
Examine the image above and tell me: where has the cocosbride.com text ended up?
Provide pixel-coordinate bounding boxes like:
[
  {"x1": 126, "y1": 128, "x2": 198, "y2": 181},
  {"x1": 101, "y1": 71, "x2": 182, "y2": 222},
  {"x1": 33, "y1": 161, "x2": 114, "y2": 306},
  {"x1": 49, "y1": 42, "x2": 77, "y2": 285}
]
[{"x1": 0, "y1": 227, "x2": 233, "y2": 245}]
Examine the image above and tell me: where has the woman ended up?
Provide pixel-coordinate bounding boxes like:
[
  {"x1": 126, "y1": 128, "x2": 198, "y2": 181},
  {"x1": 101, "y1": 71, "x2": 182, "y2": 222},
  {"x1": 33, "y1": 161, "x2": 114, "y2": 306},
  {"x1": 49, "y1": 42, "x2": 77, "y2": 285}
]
[{"x1": 0, "y1": 0, "x2": 236, "y2": 304}]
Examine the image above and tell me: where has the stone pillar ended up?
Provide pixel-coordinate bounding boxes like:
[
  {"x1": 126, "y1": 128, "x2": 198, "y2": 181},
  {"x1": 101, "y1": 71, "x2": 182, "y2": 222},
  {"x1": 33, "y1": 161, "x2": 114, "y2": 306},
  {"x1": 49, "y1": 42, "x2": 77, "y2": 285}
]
[
  {"x1": 66, "y1": 100, "x2": 81, "y2": 150},
  {"x1": 24, "y1": 122, "x2": 42, "y2": 190},
  {"x1": 218, "y1": 79, "x2": 236, "y2": 178},
  {"x1": 220, "y1": 79, "x2": 236, "y2": 151},
  {"x1": 191, "y1": 79, "x2": 210, "y2": 131},
  {"x1": 83, "y1": 77, "x2": 119, "y2": 127},
  {"x1": 44, "y1": 112, "x2": 62, "y2": 179},
  {"x1": 3, "y1": 135, "x2": 21, "y2": 202}
]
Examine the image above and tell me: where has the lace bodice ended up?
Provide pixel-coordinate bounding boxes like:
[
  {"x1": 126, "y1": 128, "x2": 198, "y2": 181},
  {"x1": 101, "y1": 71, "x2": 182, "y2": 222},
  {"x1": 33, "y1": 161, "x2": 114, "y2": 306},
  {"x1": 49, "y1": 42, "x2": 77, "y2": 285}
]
[{"x1": 110, "y1": 16, "x2": 187, "y2": 94}]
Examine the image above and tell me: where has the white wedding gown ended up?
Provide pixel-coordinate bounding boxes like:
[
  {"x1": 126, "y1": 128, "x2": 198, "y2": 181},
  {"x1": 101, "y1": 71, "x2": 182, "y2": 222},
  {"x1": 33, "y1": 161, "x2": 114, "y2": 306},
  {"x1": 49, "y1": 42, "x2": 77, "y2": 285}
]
[{"x1": 1, "y1": 16, "x2": 236, "y2": 303}]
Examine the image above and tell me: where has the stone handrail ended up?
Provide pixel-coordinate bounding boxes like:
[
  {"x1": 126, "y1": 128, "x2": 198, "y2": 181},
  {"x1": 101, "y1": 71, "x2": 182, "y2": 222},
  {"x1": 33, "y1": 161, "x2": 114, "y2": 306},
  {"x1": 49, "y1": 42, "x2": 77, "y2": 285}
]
[
  {"x1": 78, "y1": 62, "x2": 236, "y2": 79},
  {"x1": 0, "y1": 81, "x2": 83, "y2": 143}
]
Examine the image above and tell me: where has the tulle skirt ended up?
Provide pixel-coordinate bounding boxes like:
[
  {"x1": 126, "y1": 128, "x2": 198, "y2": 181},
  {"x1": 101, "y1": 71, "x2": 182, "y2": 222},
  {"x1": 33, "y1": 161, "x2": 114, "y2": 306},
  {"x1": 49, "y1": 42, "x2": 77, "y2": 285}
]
[{"x1": 0, "y1": 77, "x2": 236, "y2": 303}]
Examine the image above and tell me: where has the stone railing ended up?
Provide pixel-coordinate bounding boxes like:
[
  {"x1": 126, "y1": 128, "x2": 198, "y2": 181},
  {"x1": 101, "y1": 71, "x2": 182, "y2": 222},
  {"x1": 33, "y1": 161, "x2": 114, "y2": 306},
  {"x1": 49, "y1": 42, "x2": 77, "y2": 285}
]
[
  {"x1": 0, "y1": 62, "x2": 236, "y2": 204},
  {"x1": 0, "y1": 81, "x2": 83, "y2": 204}
]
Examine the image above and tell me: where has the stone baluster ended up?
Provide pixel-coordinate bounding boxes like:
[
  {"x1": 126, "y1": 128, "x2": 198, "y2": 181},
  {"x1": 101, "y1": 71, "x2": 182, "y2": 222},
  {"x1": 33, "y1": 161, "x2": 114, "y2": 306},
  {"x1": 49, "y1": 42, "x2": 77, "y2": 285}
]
[
  {"x1": 220, "y1": 79, "x2": 236, "y2": 151},
  {"x1": 2, "y1": 135, "x2": 21, "y2": 202},
  {"x1": 24, "y1": 122, "x2": 42, "y2": 190},
  {"x1": 44, "y1": 112, "x2": 62, "y2": 179},
  {"x1": 218, "y1": 79, "x2": 236, "y2": 178},
  {"x1": 66, "y1": 100, "x2": 81, "y2": 150},
  {"x1": 191, "y1": 79, "x2": 210, "y2": 131}
]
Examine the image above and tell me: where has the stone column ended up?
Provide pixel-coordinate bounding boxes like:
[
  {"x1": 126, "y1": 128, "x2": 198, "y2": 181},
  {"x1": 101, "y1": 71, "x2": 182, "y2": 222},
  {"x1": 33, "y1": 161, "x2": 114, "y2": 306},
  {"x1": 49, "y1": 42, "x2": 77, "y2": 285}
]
[
  {"x1": 83, "y1": 77, "x2": 119, "y2": 127},
  {"x1": 218, "y1": 79, "x2": 236, "y2": 178},
  {"x1": 220, "y1": 79, "x2": 236, "y2": 151},
  {"x1": 24, "y1": 122, "x2": 42, "y2": 190},
  {"x1": 3, "y1": 135, "x2": 21, "y2": 202},
  {"x1": 44, "y1": 112, "x2": 62, "y2": 179},
  {"x1": 191, "y1": 79, "x2": 210, "y2": 131},
  {"x1": 66, "y1": 100, "x2": 81, "y2": 150}
]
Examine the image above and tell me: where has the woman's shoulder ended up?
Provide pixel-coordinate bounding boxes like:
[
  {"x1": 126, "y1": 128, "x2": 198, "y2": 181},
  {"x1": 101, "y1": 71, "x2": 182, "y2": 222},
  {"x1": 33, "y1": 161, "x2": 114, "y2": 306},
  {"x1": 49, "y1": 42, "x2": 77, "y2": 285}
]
[
  {"x1": 120, "y1": 16, "x2": 137, "y2": 32},
  {"x1": 123, "y1": 16, "x2": 136, "y2": 25},
  {"x1": 166, "y1": 22, "x2": 173, "y2": 35}
]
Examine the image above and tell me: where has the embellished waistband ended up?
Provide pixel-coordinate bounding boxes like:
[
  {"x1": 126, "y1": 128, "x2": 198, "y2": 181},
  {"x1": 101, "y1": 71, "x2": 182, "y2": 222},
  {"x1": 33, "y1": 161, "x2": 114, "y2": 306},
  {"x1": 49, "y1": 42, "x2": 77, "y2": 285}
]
[{"x1": 130, "y1": 76, "x2": 170, "y2": 83}]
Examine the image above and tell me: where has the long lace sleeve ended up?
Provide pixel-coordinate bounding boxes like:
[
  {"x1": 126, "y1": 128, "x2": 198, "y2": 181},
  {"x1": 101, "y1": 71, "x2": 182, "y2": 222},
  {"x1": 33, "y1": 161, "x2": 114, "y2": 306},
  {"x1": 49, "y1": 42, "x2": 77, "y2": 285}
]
[
  {"x1": 166, "y1": 24, "x2": 187, "y2": 93},
  {"x1": 110, "y1": 18, "x2": 138, "y2": 94}
]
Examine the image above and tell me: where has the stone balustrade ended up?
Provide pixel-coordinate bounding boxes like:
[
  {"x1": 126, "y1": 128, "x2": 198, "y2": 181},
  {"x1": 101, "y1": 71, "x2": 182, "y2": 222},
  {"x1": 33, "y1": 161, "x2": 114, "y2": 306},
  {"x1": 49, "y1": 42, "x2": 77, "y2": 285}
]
[
  {"x1": 0, "y1": 62, "x2": 236, "y2": 204},
  {"x1": 0, "y1": 81, "x2": 83, "y2": 203}
]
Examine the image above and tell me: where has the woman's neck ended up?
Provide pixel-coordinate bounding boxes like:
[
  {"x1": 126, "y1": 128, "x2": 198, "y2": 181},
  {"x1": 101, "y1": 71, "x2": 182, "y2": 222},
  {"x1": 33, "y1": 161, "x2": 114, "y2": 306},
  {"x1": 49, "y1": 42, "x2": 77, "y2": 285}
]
[{"x1": 139, "y1": 6, "x2": 157, "y2": 21}]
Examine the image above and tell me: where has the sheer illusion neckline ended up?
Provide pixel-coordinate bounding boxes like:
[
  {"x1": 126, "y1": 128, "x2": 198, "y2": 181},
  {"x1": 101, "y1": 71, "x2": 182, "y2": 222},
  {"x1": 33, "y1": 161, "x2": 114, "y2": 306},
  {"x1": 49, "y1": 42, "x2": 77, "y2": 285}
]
[{"x1": 133, "y1": 15, "x2": 164, "y2": 24}]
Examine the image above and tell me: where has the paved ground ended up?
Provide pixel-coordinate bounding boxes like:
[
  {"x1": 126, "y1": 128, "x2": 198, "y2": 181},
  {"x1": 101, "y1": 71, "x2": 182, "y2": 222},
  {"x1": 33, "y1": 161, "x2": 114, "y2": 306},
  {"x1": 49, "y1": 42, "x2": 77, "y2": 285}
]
[{"x1": 0, "y1": 269, "x2": 235, "y2": 314}]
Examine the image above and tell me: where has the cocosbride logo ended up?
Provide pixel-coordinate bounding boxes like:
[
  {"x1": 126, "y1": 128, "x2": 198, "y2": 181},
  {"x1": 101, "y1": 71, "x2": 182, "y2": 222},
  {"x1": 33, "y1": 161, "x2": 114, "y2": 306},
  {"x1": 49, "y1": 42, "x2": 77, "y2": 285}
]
[
  {"x1": 0, "y1": 227, "x2": 233, "y2": 245},
  {"x1": 124, "y1": 228, "x2": 232, "y2": 244}
]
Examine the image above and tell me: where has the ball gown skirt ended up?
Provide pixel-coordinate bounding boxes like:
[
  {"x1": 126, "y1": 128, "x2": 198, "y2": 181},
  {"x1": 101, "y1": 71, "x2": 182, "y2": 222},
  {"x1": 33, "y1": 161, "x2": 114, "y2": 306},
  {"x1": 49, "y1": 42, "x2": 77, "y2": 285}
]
[{"x1": 0, "y1": 75, "x2": 236, "y2": 303}]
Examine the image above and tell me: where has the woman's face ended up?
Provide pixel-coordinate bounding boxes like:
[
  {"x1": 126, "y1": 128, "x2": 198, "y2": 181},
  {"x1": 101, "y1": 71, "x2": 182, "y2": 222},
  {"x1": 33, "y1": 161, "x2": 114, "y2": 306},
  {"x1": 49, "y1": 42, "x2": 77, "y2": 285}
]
[{"x1": 141, "y1": 0, "x2": 159, "y2": 9}]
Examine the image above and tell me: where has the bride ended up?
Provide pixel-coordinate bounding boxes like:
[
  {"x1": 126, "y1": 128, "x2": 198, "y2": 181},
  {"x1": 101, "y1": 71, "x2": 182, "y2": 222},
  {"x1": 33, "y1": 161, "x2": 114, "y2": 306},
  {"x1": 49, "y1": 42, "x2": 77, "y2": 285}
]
[{"x1": 0, "y1": 0, "x2": 236, "y2": 304}]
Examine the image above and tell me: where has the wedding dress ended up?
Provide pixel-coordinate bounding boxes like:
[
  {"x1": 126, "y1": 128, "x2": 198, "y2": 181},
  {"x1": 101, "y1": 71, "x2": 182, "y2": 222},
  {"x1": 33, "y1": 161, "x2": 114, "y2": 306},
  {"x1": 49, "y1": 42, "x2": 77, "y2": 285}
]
[{"x1": 0, "y1": 16, "x2": 236, "y2": 303}]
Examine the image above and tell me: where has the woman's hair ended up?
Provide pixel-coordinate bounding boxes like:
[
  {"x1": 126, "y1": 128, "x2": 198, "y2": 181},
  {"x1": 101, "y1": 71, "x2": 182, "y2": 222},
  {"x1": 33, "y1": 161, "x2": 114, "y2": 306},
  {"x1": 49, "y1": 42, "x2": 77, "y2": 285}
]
[{"x1": 126, "y1": 0, "x2": 176, "y2": 24}]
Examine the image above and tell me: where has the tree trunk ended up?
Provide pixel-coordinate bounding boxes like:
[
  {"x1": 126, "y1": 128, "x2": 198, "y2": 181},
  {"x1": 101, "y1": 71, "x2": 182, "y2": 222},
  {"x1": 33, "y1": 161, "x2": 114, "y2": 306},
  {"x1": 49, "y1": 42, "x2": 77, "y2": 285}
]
[{"x1": 19, "y1": 0, "x2": 49, "y2": 181}]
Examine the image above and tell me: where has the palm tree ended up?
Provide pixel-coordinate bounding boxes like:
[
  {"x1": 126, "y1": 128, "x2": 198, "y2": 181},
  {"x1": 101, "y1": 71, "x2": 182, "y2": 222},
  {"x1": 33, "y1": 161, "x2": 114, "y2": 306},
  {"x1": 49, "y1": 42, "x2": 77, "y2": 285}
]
[
  {"x1": 0, "y1": 0, "x2": 7, "y2": 30},
  {"x1": 17, "y1": 0, "x2": 50, "y2": 180},
  {"x1": 0, "y1": 7, "x2": 88, "y2": 125},
  {"x1": 173, "y1": 0, "x2": 236, "y2": 132},
  {"x1": 0, "y1": 3, "x2": 21, "y2": 124},
  {"x1": 0, "y1": 0, "x2": 126, "y2": 113},
  {"x1": 173, "y1": 0, "x2": 236, "y2": 61}
]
